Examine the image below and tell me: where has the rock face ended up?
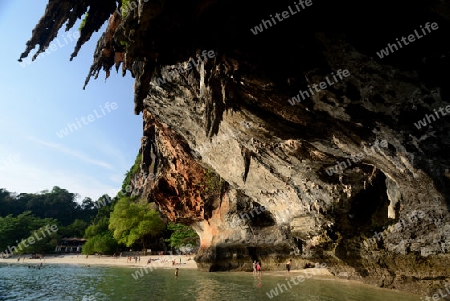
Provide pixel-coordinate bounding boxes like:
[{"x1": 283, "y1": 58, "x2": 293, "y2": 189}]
[{"x1": 21, "y1": 0, "x2": 450, "y2": 296}]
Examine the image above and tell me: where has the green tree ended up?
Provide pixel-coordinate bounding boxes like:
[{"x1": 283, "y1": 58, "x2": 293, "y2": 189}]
[
  {"x1": 0, "y1": 212, "x2": 59, "y2": 256},
  {"x1": 84, "y1": 217, "x2": 110, "y2": 239},
  {"x1": 0, "y1": 212, "x2": 56, "y2": 250},
  {"x1": 121, "y1": 152, "x2": 142, "y2": 194},
  {"x1": 17, "y1": 224, "x2": 59, "y2": 254},
  {"x1": 109, "y1": 196, "x2": 165, "y2": 250},
  {"x1": 60, "y1": 219, "x2": 89, "y2": 238},
  {"x1": 82, "y1": 210, "x2": 118, "y2": 255},
  {"x1": 81, "y1": 232, "x2": 117, "y2": 255},
  {"x1": 0, "y1": 189, "x2": 19, "y2": 216},
  {"x1": 0, "y1": 187, "x2": 98, "y2": 226},
  {"x1": 165, "y1": 222, "x2": 199, "y2": 249}
]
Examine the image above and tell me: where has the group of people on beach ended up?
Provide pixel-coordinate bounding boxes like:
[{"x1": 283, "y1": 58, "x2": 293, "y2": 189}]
[
  {"x1": 145, "y1": 257, "x2": 185, "y2": 265},
  {"x1": 252, "y1": 260, "x2": 262, "y2": 275},
  {"x1": 252, "y1": 259, "x2": 293, "y2": 275},
  {"x1": 127, "y1": 256, "x2": 140, "y2": 263}
]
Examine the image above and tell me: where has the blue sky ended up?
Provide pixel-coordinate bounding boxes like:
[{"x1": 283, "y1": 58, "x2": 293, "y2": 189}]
[{"x1": 0, "y1": 1, "x2": 143, "y2": 201}]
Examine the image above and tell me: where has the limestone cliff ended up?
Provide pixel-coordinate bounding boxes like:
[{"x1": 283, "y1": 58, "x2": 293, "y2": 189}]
[{"x1": 21, "y1": 0, "x2": 450, "y2": 296}]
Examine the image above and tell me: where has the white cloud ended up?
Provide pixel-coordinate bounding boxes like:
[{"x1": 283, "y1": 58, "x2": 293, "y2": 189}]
[
  {"x1": 90, "y1": 136, "x2": 131, "y2": 171},
  {"x1": 27, "y1": 136, "x2": 113, "y2": 169}
]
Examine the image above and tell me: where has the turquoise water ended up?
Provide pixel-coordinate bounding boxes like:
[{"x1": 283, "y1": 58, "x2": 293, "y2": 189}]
[{"x1": 0, "y1": 263, "x2": 420, "y2": 300}]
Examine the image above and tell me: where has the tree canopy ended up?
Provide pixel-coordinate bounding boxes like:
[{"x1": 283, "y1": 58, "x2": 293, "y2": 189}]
[
  {"x1": 109, "y1": 196, "x2": 166, "y2": 250},
  {"x1": 0, "y1": 186, "x2": 98, "y2": 226},
  {"x1": 166, "y1": 222, "x2": 199, "y2": 249},
  {"x1": 0, "y1": 212, "x2": 59, "y2": 256}
]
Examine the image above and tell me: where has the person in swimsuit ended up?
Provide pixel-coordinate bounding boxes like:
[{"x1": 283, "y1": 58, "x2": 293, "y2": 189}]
[
  {"x1": 256, "y1": 262, "x2": 261, "y2": 275},
  {"x1": 286, "y1": 259, "x2": 292, "y2": 273}
]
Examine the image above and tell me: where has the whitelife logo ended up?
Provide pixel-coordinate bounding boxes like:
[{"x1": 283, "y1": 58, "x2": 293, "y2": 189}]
[
  {"x1": 414, "y1": 104, "x2": 450, "y2": 129},
  {"x1": 250, "y1": 0, "x2": 313, "y2": 35},
  {"x1": 56, "y1": 102, "x2": 118, "y2": 138},
  {"x1": 154, "y1": 50, "x2": 215, "y2": 86},
  {"x1": 288, "y1": 69, "x2": 350, "y2": 105},
  {"x1": 0, "y1": 154, "x2": 20, "y2": 170},
  {"x1": 420, "y1": 283, "x2": 450, "y2": 301},
  {"x1": 325, "y1": 139, "x2": 388, "y2": 176},
  {"x1": 376, "y1": 22, "x2": 439, "y2": 59},
  {"x1": 229, "y1": 206, "x2": 266, "y2": 229},
  {"x1": 363, "y1": 210, "x2": 425, "y2": 247},
  {"x1": 1, "y1": 224, "x2": 58, "y2": 258},
  {"x1": 18, "y1": 30, "x2": 80, "y2": 67},
  {"x1": 265, "y1": 263, "x2": 328, "y2": 299},
  {"x1": 130, "y1": 245, "x2": 193, "y2": 280}
]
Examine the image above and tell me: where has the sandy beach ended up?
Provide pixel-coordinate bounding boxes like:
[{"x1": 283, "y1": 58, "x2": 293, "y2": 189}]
[
  {"x1": 0, "y1": 254, "x2": 198, "y2": 269},
  {"x1": 0, "y1": 254, "x2": 334, "y2": 278},
  {"x1": 0, "y1": 254, "x2": 334, "y2": 275},
  {"x1": 0, "y1": 254, "x2": 351, "y2": 281}
]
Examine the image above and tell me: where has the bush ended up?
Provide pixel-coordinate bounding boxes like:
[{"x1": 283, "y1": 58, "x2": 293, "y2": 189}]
[
  {"x1": 121, "y1": 0, "x2": 136, "y2": 18},
  {"x1": 203, "y1": 168, "x2": 224, "y2": 194},
  {"x1": 121, "y1": 153, "x2": 142, "y2": 194},
  {"x1": 78, "y1": 13, "x2": 88, "y2": 32},
  {"x1": 165, "y1": 222, "x2": 199, "y2": 249}
]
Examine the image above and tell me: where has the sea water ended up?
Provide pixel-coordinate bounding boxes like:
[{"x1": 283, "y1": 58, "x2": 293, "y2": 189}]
[{"x1": 0, "y1": 263, "x2": 420, "y2": 301}]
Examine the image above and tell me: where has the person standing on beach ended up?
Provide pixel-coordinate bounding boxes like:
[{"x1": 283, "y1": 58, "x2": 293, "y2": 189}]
[
  {"x1": 286, "y1": 259, "x2": 292, "y2": 273},
  {"x1": 256, "y1": 262, "x2": 261, "y2": 276}
]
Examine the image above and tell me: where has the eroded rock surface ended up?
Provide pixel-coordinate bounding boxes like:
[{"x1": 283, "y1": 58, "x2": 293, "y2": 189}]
[{"x1": 21, "y1": 0, "x2": 450, "y2": 296}]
